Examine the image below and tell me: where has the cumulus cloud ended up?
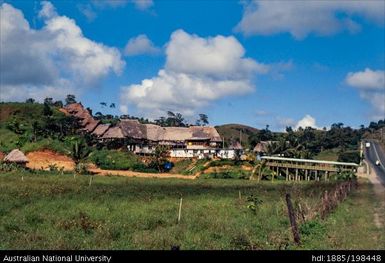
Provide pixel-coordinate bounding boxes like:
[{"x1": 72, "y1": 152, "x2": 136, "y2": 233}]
[
  {"x1": 295, "y1": 114, "x2": 318, "y2": 130},
  {"x1": 345, "y1": 68, "x2": 385, "y2": 120},
  {"x1": 236, "y1": 0, "x2": 385, "y2": 39},
  {"x1": 120, "y1": 30, "x2": 268, "y2": 117},
  {"x1": 0, "y1": 2, "x2": 124, "y2": 102},
  {"x1": 346, "y1": 68, "x2": 385, "y2": 90},
  {"x1": 124, "y1": 34, "x2": 161, "y2": 56}
]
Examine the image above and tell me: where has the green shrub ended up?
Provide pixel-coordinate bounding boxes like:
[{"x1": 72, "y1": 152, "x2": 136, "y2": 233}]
[
  {"x1": 337, "y1": 151, "x2": 360, "y2": 164},
  {"x1": 201, "y1": 170, "x2": 249, "y2": 179},
  {"x1": 299, "y1": 220, "x2": 326, "y2": 237},
  {"x1": 87, "y1": 149, "x2": 157, "y2": 172},
  {"x1": 21, "y1": 138, "x2": 72, "y2": 155}
]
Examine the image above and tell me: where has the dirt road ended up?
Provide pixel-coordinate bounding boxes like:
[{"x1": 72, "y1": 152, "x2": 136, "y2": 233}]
[
  {"x1": 361, "y1": 160, "x2": 385, "y2": 228},
  {"x1": 88, "y1": 168, "x2": 197, "y2": 180}
]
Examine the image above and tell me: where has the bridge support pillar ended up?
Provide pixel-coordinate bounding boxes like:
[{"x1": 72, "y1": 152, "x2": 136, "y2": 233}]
[{"x1": 286, "y1": 167, "x2": 289, "y2": 181}]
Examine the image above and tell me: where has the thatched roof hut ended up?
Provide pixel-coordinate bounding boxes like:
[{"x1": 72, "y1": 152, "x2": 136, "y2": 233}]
[
  {"x1": 63, "y1": 103, "x2": 100, "y2": 133},
  {"x1": 4, "y1": 149, "x2": 29, "y2": 163},
  {"x1": 92, "y1": 124, "x2": 110, "y2": 137},
  {"x1": 101, "y1": 126, "x2": 125, "y2": 139},
  {"x1": 230, "y1": 141, "x2": 243, "y2": 150},
  {"x1": 119, "y1": 120, "x2": 147, "y2": 139}
]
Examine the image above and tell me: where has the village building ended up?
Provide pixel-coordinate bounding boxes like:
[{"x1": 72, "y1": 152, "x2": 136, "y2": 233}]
[
  {"x1": 62, "y1": 103, "x2": 243, "y2": 159},
  {"x1": 3, "y1": 149, "x2": 29, "y2": 166}
]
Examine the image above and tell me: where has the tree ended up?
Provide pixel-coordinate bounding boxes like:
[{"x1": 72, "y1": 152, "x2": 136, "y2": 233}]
[
  {"x1": 95, "y1": 112, "x2": 103, "y2": 120},
  {"x1": 174, "y1": 113, "x2": 185, "y2": 127},
  {"x1": 149, "y1": 145, "x2": 170, "y2": 172},
  {"x1": 120, "y1": 114, "x2": 130, "y2": 119},
  {"x1": 25, "y1": 98, "x2": 35, "y2": 103},
  {"x1": 71, "y1": 139, "x2": 91, "y2": 171},
  {"x1": 43, "y1": 102, "x2": 53, "y2": 116},
  {"x1": 44, "y1": 97, "x2": 54, "y2": 106},
  {"x1": 65, "y1": 94, "x2": 77, "y2": 105},
  {"x1": 196, "y1": 114, "x2": 209, "y2": 126},
  {"x1": 53, "y1": 100, "x2": 63, "y2": 108}
]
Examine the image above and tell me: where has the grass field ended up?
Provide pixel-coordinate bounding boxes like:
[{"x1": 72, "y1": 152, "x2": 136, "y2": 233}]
[{"x1": 0, "y1": 172, "x2": 383, "y2": 250}]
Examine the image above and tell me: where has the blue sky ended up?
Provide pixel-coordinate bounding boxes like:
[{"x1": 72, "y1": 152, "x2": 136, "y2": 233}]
[{"x1": 1, "y1": 0, "x2": 384, "y2": 131}]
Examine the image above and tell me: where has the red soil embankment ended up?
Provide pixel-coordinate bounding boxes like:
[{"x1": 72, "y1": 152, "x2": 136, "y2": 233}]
[
  {"x1": 26, "y1": 150, "x2": 75, "y2": 171},
  {"x1": 0, "y1": 151, "x2": 5, "y2": 161}
]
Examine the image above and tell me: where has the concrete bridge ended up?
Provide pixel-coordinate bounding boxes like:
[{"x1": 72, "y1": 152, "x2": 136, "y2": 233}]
[{"x1": 260, "y1": 156, "x2": 359, "y2": 181}]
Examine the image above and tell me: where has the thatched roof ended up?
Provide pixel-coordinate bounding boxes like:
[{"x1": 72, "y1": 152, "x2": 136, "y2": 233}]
[
  {"x1": 253, "y1": 141, "x2": 280, "y2": 152},
  {"x1": 145, "y1": 124, "x2": 164, "y2": 141},
  {"x1": 92, "y1": 124, "x2": 110, "y2": 137},
  {"x1": 4, "y1": 149, "x2": 28, "y2": 163},
  {"x1": 101, "y1": 126, "x2": 125, "y2": 139},
  {"x1": 190, "y1": 126, "x2": 222, "y2": 142},
  {"x1": 63, "y1": 103, "x2": 100, "y2": 133},
  {"x1": 229, "y1": 141, "x2": 243, "y2": 150},
  {"x1": 144, "y1": 125, "x2": 222, "y2": 142},
  {"x1": 61, "y1": 103, "x2": 222, "y2": 143},
  {"x1": 119, "y1": 120, "x2": 146, "y2": 139}
]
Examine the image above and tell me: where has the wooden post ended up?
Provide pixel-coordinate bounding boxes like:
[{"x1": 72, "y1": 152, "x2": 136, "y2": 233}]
[
  {"x1": 295, "y1": 169, "x2": 299, "y2": 181},
  {"x1": 89, "y1": 175, "x2": 93, "y2": 187},
  {"x1": 238, "y1": 190, "x2": 241, "y2": 200},
  {"x1": 178, "y1": 197, "x2": 183, "y2": 223},
  {"x1": 286, "y1": 167, "x2": 289, "y2": 181},
  {"x1": 285, "y1": 193, "x2": 301, "y2": 245}
]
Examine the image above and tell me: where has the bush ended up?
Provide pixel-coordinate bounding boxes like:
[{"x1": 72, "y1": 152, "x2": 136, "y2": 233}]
[
  {"x1": 88, "y1": 149, "x2": 140, "y2": 170},
  {"x1": 338, "y1": 151, "x2": 360, "y2": 164},
  {"x1": 21, "y1": 138, "x2": 72, "y2": 155},
  {"x1": 201, "y1": 170, "x2": 249, "y2": 179}
]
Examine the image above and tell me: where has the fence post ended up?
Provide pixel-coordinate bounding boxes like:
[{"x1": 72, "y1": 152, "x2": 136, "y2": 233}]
[
  {"x1": 285, "y1": 193, "x2": 301, "y2": 245},
  {"x1": 178, "y1": 197, "x2": 183, "y2": 223}
]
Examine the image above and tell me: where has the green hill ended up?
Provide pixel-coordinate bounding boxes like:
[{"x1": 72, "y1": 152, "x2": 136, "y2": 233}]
[{"x1": 215, "y1": 124, "x2": 259, "y2": 149}]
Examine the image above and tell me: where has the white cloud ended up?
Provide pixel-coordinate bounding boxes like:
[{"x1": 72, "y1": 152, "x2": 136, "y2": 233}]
[
  {"x1": 120, "y1": 30, "x2": 268, "y2": 117},
  {"x1": 132, "y1": 0, "x2": 154, "y2": 10},
  {"x1": 165, "y1": 30, "x2": 269, "y2": 78},
  {"x1": 346, "y1": 68, "x2": 385, "y2": 90},
  {"x1": 295, "y1": 115, "x2": 318, "y2": 129},
  {"x1": 86, "y1": 0, "x2": 153, "y2": 19},
  {"x1": 77, "y1": 4, "x2": 97, "y2": 22},
  {"x1": 124, "y1": 34, "x2": 161, "y2": 56},
  {"x1": 345, "y1": 68, "x2": 385, "y2": 120},
  {"x1": 236, "y1": 0, "x2": 385, "y2": 39},
  {"x1": 0, "y1": 2, "x2": 125, "y2": 102}
]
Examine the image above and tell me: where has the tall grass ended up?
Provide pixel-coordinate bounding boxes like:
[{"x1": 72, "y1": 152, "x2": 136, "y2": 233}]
[{"x1": 0, "y1": 172, "x2": 382, "y2": 250}]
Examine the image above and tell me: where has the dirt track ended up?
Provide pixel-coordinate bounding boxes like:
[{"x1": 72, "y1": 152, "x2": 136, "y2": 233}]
[{"x1": 88, "y1": 168, "x2": 197, "y2": 179}]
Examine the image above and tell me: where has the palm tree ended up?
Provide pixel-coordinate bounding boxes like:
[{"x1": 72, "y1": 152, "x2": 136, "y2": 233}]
[
  {"x1": 71, "y1": 139, "x2": 91, "y2": 176},
  {"x1": 251, "y1": 160, "x2": 275, "y2": 181}
]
